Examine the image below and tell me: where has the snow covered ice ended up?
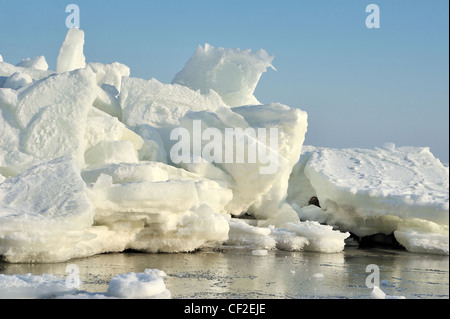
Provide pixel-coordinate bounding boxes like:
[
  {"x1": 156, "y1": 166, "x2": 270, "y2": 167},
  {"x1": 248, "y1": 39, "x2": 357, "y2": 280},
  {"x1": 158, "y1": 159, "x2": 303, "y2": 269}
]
[
  {"x1": 287, "y1": 145, "x2": 449, "y2": 255},
  {"x1": 0, "y1": 27, "x2": 449, "y2": 268}
]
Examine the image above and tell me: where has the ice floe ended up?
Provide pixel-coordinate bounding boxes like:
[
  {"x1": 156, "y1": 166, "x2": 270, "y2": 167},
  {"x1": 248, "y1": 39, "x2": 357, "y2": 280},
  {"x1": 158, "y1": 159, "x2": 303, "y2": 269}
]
[{"x1": 287, "y1": 145, "x2": 449, "y2": 255}]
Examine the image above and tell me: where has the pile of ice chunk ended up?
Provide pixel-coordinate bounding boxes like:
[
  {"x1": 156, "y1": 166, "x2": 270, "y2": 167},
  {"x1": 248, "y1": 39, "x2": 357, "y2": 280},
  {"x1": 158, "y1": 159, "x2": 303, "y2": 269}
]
[{"x1": 0, "y1": 28, "x2": 448, "y2": 263}]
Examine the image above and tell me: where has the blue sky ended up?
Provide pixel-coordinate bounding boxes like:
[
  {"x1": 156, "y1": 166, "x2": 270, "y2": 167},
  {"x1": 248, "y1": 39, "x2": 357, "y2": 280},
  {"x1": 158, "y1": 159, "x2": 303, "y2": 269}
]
[{"x1": 1, "y1": 1, "x2": 449, "y2": 163}]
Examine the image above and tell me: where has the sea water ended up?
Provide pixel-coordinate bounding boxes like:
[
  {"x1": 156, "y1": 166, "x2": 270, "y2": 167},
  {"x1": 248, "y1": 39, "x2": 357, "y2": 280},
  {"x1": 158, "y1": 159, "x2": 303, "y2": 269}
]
[{"x1": 1, "y1": 247, "x2": 447, "y2": 299}]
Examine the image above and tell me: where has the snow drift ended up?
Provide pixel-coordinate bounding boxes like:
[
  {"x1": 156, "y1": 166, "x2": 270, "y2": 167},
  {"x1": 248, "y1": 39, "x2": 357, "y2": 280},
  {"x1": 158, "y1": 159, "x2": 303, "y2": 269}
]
[{"x1": 0, "y1": 28, "x2": 448, "y2": 263}]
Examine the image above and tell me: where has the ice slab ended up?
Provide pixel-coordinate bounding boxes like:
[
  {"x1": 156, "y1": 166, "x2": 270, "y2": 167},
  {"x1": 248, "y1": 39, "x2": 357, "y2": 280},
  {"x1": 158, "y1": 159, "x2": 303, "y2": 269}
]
[
  {"x1": 167, "y1": 103, "x2": 308, "y2": 225},
  {"x1": 56, "y1": 28, "x2": 86, "y2": 73},
  {"x1": 92, "y1": 85, "x2": 122, "y2": 119},
  {"x1": 0, "y1": 60, "x2": 53, "y2": 83},
  {"x1": 119, "y1": 76, "x2": 227, "y2": 128},
  {"x1": 16, "y1": 67, "x2": 97, "y2": 166},
  {"x1": 227, "y1": 218, "x2": 277, "y2": 250},
  {"x1": 1, "y1": 88, "x2": 41, "y2": 178},
  {"x1": 107, "y1": 269, "x2": 171, "y2": 299},
  {"x1": 226, "y1": 218, "x2": 348, "y2": 253},
  {"x1": 84, "y1": 110, "x2": 157, "y2": 166},
  {"x1": 0, "y1": 268, "x2": 170, "y2": 299},
  {"x1": 173, "y1": 43, "x2": 275, "y2": 107},
  {"x1": 0, "y1": 157, "x2": 94, "y2": 263},
  {"x1": 287, "y1": 145, "x2": 449, "y2": 255},
  {"x1": 3, "y1": 72, "x2": 33, "y2": 90},
  {"x1": 285, "y1": 221, "x2": 349, "y2": 253},
  {"x1": 232, "y1": 103, "x2": 307, "y2": 221},
  {"x1": 394, "y1": 220, "x2": 449, "y2": 255},
  {"x1": 369, "y1": 286, "x2": 406, "y2": 299},
  {"x1": 0, "y1": 89, "x2": 20, "y2": 152},
  {"x1": 0, "y1": 273, "x2": 77, "y2": 298},
  {"x1": 88, "y1": 62, "x2": 130, "y2": 93},
  {"x1": 0, "y1": 149, "x2": 37, "y2": 181},
  {"x1": 84, "y1": 161, "x2": 232, "y2": 253},
  {"x1": 16, "y1": 56, "x2": 49, "y2": 71}
]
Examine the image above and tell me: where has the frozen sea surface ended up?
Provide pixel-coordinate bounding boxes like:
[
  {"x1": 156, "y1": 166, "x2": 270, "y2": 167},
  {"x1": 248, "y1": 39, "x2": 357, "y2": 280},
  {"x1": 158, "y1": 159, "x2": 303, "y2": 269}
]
[{"x1": 1, "y1": 247, "x2": 447, "y2": 299}]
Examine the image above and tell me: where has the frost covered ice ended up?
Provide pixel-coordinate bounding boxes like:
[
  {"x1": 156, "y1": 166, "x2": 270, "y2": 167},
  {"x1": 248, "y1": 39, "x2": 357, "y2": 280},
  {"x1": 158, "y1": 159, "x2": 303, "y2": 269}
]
[{"x1": 0, "y1": 26, "x2": 449, "y2": 268}]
